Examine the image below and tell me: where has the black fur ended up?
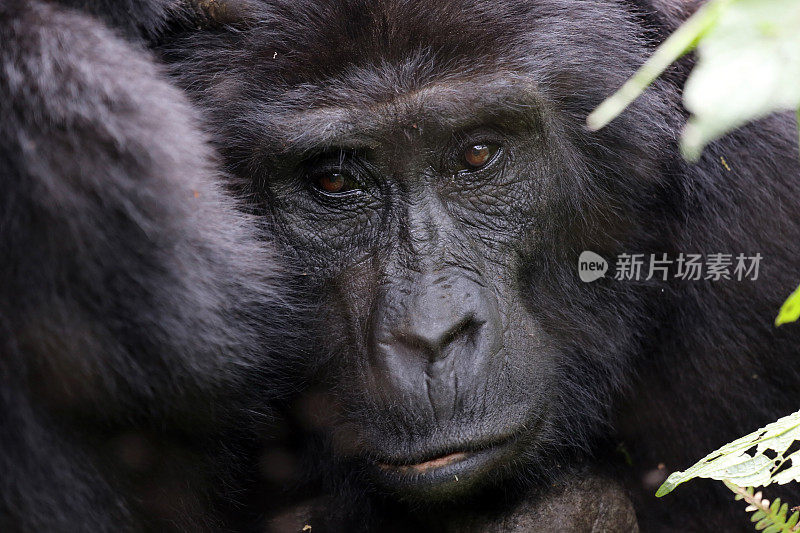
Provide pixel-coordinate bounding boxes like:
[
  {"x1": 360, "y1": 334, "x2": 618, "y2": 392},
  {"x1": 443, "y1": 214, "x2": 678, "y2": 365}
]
[
  {"x1": 0, "y1": 0, "x2": 300, "y2": 530},
  {"x1": 160, "y1": 1, "x2": 800, "y2": 531}
]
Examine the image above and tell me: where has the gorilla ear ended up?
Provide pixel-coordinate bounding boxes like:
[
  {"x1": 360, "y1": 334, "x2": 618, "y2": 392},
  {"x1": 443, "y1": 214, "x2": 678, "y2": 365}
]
[{"x1": 186, "y1": 0, "x2": 250, "y2": 28}]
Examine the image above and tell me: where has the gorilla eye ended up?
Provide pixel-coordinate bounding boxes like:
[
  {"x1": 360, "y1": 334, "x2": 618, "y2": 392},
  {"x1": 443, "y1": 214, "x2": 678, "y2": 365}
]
[
  {"x1": 314, "y1": 172, "x2": 356, "y2": 194},
  {"x1": 306, "y1": 151, "x2": 366, "y2": 197},
  {"x1": 462, "y1": 143, "x2": 500, "y2": 170}
]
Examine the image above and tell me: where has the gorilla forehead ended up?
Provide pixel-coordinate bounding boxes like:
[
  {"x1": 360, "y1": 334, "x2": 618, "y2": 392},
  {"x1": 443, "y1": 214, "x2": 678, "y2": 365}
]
[
  {"x1": 238, "y1": 0, "x2": 528, "y2": 83},
  {"x1": 166, "y1": 0, "x2": 654, "y2": 143},
  {"x1": 228, "y1": 0, "x2": 643, "y2": 73},
  {"x1": 164, "y1": 0, "x2": 677, "y2": 262}
]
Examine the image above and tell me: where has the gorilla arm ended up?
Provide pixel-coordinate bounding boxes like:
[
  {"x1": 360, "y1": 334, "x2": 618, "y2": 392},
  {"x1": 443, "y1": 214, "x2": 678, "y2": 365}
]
[{"x1": 0, "y1": 0, "x2": 294, "y2": 530}]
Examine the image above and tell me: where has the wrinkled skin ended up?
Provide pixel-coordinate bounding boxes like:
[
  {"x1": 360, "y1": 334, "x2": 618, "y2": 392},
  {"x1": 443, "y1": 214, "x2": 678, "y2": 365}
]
[{"x1": 157, "y1": 0, "x2": 800, "y2": 530}]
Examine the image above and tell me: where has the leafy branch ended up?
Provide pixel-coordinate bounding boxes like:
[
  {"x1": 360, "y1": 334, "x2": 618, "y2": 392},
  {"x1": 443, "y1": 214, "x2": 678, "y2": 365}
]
[
  {"x1": 587, "y1": 2, "x2": 800, "y2": 530},
  {"x1": 589, "y1": 0, "x2": 800, "y2": 326}
]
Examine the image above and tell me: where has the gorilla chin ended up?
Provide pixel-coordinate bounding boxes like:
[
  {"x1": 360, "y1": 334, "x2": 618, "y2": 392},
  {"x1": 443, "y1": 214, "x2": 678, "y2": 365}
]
[{"x1": 353, "y1": 381, "x2": 546, "y2": 501}]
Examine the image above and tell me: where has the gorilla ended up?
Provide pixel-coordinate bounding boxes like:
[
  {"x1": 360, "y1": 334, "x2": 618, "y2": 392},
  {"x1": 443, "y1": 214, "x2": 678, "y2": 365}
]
[
  {"x1": 156, "y1": 0, "x2": 800, "y2": 531},
  {"x1": 0, "y1": 0, "x2": 303, "y2": 530},
  {"x1": 5, "y1": 0, "x2": 800, "y2": 531}
]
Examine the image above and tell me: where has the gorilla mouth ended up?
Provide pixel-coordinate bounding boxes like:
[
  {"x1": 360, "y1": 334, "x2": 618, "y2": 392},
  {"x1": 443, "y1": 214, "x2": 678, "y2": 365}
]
[{"x1": 371, "y1": 437, "x2": 517, "y2": 497}]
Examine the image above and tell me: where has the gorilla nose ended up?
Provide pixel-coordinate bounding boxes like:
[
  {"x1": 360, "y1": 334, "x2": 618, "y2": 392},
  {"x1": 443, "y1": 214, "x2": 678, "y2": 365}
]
[
  {"x1": 375, "y1": 274, "x2": 501, "y2": 365},
  {"x1": 370, "y1": 274, "x2": 502, "y2": 420},
  {"x1": 393, "y1": 310, "x2": 482, "y2": 362}
]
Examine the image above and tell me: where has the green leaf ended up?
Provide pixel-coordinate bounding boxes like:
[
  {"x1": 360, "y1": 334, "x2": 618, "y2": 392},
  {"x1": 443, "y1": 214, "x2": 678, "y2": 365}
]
[
  {"x1": 656, "y1": 410, "x2": 800, "y2": 497},
  {"x1": 771, "y1": 453, "x2": 800, "y2": 484},
  {"x1": 680, "y1": 0, "x2": 800, "y2": 160},
  {"x1": 776, "y1": 284, "x2": 800, "y2": 326}
]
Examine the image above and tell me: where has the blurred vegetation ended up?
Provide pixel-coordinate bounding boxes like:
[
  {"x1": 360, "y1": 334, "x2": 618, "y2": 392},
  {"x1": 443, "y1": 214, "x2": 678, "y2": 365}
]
[{"x1": 588, "y1": 0, "x2": 800, "y2": 161}]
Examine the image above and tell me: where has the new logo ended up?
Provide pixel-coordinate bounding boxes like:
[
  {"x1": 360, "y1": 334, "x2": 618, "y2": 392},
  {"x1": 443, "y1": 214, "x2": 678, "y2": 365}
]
[{"x1": 579, "y1": 251, "x2": 608, "y2": 283}]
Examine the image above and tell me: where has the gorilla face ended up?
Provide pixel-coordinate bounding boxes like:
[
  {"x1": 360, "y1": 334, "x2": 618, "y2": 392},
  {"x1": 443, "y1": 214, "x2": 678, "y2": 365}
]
[
  {"x1": 270, "y1": 80, "x2": 555, "y2": 497},
  {"x1": 165, "y1": 0, "x2": 679, "y2": 502}
]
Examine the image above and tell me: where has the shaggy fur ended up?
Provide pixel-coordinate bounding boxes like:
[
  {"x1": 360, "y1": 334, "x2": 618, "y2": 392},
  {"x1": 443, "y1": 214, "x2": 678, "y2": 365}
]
[
  {"x1": 159, "y1": 1, "x2": 800, "y2": 531},
  {"x1": 0, "y1": 0, "x2": 301, "y2": 530}
]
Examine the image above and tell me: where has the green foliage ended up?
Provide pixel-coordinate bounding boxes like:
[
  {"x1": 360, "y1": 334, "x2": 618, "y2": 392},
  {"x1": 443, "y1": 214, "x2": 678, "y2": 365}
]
[
  {"x1": 587, "y1": 0, "x2": 800, "y2": 161},
  {"x1": 725, "y1": 483, "x2": 800, "y2": 532},
  {"x1": 656, "y1": 410, "x2": 800, "y2": 497},
  {"x1": 776, "y1": 284, "x2": 800, "y2": 326}
]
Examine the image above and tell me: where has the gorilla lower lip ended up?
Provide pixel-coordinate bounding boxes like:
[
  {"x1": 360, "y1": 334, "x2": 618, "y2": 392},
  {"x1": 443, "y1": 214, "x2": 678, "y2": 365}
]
[{"x1": 379, "y1": 451, "x2": 471, "y2": 473}]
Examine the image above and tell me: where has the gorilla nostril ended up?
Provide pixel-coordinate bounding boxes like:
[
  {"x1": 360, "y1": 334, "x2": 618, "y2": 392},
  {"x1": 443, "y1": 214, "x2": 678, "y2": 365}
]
[{"x1": 440, "y1": 314, "x2": 481, "y2": 350}]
